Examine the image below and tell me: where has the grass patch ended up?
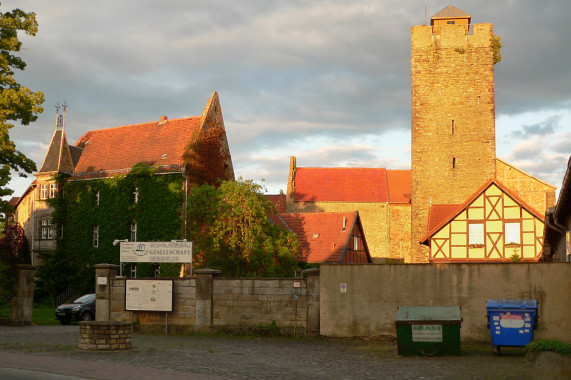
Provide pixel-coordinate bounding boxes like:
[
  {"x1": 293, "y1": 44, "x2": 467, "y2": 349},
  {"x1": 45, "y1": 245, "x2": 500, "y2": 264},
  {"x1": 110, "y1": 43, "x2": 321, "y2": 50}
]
[
  {"x1": 526, "y1": 339, "x2": 571, "y2": 355},
  {"x1": 0, "y1": 306, "x2": 60, "y2": 325},
  {"x1": 33, "y1": 306, "x2": 60, "y2": 325}
]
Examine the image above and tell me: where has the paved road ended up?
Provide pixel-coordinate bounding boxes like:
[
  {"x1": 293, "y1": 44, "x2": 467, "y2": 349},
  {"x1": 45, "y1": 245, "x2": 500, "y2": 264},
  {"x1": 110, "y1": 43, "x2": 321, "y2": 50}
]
[{"x1": 0, "y1": 325, "x2": 545, "y2": 379}]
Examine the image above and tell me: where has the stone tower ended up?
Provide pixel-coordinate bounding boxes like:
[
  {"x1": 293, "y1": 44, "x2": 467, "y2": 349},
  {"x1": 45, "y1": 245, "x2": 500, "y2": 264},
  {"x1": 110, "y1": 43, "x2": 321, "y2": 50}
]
[{"x1": 410, "y1": 5, "x2": 496, "y2": 262}]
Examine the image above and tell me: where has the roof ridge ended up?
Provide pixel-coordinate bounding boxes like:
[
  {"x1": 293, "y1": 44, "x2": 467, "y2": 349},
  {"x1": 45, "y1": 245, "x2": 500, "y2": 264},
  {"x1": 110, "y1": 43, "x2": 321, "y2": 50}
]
[{"x1": 84, "y1": 116, "x2": 200, "y2": 134}]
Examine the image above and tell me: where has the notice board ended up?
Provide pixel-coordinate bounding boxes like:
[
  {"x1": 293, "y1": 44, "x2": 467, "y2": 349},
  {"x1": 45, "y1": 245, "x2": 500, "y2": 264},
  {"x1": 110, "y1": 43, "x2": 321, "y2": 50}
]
[{"x1": 125, "y1": 279, "x2": 173, "y2": 312}]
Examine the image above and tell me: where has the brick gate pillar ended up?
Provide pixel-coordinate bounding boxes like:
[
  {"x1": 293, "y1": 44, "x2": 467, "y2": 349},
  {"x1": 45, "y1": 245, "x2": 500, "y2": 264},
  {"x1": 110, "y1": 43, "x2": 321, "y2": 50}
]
[
  {"x1": 194, "y1": 268, "x2": 220, "y2": 331},
  {"x1": 94, "y1": 264, "x2": 120, "y2": 322},
  {"x1": 303, "y1": 268, "x2": 320, "y2": 336},
  {"x1": 9, "y1": 264, "x2": 36, "y2": 325}
]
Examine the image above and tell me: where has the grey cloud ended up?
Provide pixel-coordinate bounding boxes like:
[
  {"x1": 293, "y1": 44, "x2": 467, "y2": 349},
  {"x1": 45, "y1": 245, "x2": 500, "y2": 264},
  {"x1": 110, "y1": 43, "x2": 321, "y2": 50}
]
[{"x1": 511, "y1": 115, "x2": 561, "y2": 138}]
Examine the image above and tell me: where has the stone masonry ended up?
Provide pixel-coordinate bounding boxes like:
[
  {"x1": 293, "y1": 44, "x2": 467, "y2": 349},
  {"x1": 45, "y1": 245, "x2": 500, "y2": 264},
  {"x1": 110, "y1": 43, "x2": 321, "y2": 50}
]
[
  {"x1": 78, "y1": 321, "x2": 132, "y2": 350},
  {"x1": 411, "y1": 23, "x2": 497, "y2": 262}
]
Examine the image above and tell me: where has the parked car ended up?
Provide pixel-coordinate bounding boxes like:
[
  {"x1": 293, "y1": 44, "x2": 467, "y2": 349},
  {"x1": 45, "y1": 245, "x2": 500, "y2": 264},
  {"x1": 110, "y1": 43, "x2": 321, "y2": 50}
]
[{"x1": 55, "y1": 294, "x2": 96, "y2": 324}]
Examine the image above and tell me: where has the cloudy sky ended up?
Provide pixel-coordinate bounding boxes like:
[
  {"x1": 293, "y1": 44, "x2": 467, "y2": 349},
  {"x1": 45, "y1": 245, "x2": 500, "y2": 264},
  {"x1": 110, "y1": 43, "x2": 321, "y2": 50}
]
[{"x1": 2, "y1": 0, "x2": 570, "y2": 199}]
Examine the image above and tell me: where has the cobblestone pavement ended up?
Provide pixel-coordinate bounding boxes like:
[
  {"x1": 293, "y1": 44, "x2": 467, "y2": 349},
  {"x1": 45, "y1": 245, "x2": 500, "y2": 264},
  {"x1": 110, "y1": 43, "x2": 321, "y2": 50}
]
[{"x1": 0, "y1": 325, "x2": 542, "y2": 379}]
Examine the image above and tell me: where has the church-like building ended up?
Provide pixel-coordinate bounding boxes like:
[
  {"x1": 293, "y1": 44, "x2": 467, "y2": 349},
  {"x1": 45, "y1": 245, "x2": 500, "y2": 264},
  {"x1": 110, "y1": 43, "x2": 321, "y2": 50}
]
[{"x1": 285, "y1": 5, "x2": 556, "y2": 263}]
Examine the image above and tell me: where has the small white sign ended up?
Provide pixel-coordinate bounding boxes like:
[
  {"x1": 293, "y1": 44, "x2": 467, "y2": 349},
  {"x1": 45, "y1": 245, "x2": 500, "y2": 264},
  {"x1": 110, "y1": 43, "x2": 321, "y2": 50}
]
[
  {"x1": 125, "y1": 279, "x2": 173, "y2": 312},
  {"x1": 340, "y1": 283, "x2": 347, "y2": 293},
  {"x1": 293, "y1": 281, "x2": 301, "y2": 288},
  {"x1": 412, "y1": 324, "x2": 443, "y2": 342},
  {"x1": 97, "y1": 277, "x2": 108, "y2": 285}
]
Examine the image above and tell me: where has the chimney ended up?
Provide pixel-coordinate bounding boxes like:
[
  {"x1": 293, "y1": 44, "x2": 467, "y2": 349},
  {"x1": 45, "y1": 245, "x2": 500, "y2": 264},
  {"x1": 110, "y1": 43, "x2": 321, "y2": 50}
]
[{"x1": 160, "y1": 115, "x2": 168, "y2": 122}]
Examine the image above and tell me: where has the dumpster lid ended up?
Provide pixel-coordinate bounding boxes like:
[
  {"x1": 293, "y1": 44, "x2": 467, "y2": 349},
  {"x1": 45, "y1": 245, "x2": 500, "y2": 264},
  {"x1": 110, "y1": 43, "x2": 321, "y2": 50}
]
[
  {"x1": 395, "y1": 306, "x2": 461, "y2": 324},
  {"x1": 486, "y1": 299, "x2": 537, "y2": 309}
]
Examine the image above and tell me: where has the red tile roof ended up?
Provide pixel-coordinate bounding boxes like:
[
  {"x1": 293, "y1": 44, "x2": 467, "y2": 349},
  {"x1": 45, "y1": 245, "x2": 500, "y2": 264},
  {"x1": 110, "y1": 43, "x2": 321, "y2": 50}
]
[
  {"x1": 265, "y1": 194, "x2": 286, "y2": 213},
  {"x1": 386, "y1": 170, "x2": 412, "y2": 203},
  {"x1": 273, "y1": 212, "x2": 371, "y2": 263},
  {"x1": 293, "y1": 168, "x2": 389, "y2": 202},
  {"x1": 427, "y1": 204, "x2": 460, "y2": 231},
  {"x1": 73, "y1": 116, "x2": 201, "y2": 177}
]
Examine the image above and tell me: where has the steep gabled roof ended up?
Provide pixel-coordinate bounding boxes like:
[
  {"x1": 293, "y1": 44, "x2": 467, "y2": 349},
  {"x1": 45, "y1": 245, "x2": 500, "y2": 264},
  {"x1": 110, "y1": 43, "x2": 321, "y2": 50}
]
[
  {"x1": 73, "y1": 116, "x2": 201, "y2": 177},
  {"x1": 431, "y1": 5, "x2": 471, "y2": 20},
  {"x1": 293, "y1": 167, "x2": 389, "y2": 202},
  {"x1": 420, "y1": 178, "x2": 546, "y2": 244},
  {"x1": 272, "y1": 211, "x2": 372, "y2": 263},
  {"x1": 38, "y1": 129, "x2": 76, "y2": 174}
]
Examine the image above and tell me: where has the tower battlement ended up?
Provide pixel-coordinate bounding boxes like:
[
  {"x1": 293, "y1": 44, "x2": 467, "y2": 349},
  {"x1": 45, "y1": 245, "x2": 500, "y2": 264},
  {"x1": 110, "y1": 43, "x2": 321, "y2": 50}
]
[{"x1": 411, "y1": 23, "x2": 494, "y2": 50}]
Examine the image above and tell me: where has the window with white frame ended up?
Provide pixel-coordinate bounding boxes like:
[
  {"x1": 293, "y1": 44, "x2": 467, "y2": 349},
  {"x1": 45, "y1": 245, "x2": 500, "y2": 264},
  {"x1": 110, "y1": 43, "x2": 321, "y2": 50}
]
[
  {"x1": 504, "y1": 223, "x2": 521, "y2": 245},
  {"x1": 49, "y1": 183, "x2": 57, "y2": 198},
  {"x1": 133, "y1": 187, "x2": 139, "y2": 203},
  {"x1": 59, "y1": 224, "x2": 64, "y2": 239},
  {"x1": 468, "y1": 223, "x2": 484, "y2": 246},
  {"x1": 353, "y1": 236, "x2": 360, "y2": 251},
  {"x1": 41, "y1": 218, "x2": 53, "y2": 239},
  {"x1": 130, "y1": 222, "x2": 137, "y2": 242},
  {"x1": 40, "y1": 184, "x2": 48, "y2": 199},
  {"x1": 93, "y1": 225, "x2": 99, "y2": 247},
  {"x1": 95, "y1": 191, "x2": 100, "y2": 206}
]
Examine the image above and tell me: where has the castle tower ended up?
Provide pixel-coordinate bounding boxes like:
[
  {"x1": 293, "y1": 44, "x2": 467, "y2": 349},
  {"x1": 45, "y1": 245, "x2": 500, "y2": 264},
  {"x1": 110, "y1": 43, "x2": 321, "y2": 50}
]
[{"x1": 410, "y1": 6, "x2": 496, "y2": 262}]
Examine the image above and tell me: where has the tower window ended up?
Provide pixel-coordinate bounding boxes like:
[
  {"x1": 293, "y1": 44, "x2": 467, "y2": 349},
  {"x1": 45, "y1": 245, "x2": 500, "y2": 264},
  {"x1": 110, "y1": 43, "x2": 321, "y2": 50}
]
[
  {"x1": 452, "y1": 157, "x2": 457, "y2": 169},
  {"x1": 447, "y1": 21, "x2": 456, "y2": 25},
  {"x1": 451, "y1": 120, "x2": 455, "y2": 135}
]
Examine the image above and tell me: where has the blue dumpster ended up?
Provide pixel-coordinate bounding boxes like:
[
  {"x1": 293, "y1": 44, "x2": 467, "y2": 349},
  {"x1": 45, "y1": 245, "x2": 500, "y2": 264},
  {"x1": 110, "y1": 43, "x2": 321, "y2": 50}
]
[{"x1": 486, "y1": 299, "x2": 538, "y2": 355}]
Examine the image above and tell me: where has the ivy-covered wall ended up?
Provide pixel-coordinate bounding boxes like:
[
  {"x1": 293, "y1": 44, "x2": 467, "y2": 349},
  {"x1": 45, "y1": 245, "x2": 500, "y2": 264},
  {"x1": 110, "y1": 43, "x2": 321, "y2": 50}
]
[{"x1": 45, "y1": 166, "x2": 185, "y2": 294}]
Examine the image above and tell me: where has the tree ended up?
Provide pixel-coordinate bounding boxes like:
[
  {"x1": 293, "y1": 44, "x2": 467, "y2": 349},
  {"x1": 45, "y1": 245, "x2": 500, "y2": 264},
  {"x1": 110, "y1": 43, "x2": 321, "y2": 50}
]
[
  {"x1": 0, "y1": 222, "x2": 30, "y2": 297},
  {"x1": 0, "y1": 5, "x2": 44, "y2": 212},
  {"x1": 183, "y1": 126, "x2": 231, "y2": 187},
  {"x1": 186, "y1": 179, "x2": 299, "y2": 277},
  {"x1": 493, "y1": 34, "x2": 502, "y2": 64}
]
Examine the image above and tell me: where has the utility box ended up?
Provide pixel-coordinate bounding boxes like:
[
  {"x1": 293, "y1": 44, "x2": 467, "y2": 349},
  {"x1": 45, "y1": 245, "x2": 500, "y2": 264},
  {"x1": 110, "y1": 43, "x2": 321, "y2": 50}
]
[
  {"x1": 395, "y1": 306, "x2": 462, "y2": 356},
  {"x1": 486, "y1": 299, "x2": 538, "y2": 355}
]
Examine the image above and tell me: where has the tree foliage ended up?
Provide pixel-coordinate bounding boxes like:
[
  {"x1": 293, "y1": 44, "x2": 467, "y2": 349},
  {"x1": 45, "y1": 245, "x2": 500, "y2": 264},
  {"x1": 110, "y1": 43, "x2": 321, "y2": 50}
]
[
  {"x1": 0, "y1": 5, "x2": 44, "y2": 212},
  {"x1": 183, "y1": 126, "x2": 231, "y2": 187},
  {"x1": 0, "y1": 222, "x2": 30, "y2": 296},
  {"x1": 37, "y1": 165, "x2": 185, "y2": 302},
  {"x1": 186, "y1": 179, "x2": 299, "y2": 277},
  {"x1": 493, "y1": 34, "x2": 502, "y2": 64}
]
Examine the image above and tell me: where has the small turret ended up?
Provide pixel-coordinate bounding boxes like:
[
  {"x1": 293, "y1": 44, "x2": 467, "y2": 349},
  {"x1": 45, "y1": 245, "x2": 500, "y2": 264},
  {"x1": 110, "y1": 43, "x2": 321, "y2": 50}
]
[{"x1": 431, "y1": 5, "x2": 471, "y2": 35}]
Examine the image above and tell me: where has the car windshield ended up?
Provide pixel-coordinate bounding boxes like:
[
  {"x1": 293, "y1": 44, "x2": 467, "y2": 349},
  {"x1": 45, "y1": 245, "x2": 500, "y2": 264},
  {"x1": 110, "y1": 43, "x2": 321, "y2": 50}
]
[{"x1": 74, "y1": 294, "x2": 95, "y2": 304}]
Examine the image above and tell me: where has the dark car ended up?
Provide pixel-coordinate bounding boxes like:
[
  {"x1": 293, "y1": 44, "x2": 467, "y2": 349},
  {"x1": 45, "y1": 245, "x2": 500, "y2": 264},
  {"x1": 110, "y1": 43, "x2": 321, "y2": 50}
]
[{"x1": 55, "y1": 294, "x2": 96, "y2": 324}]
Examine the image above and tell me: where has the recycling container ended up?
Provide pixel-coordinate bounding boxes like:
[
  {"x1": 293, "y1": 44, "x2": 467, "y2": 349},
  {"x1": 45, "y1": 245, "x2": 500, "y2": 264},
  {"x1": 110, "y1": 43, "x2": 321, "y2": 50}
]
[
  {"x1": 486, "y1": 299, "x2": 538, "y2": 355},
  {"x1": 395, "y1": 306, "x2": 462, "y2": 356}
]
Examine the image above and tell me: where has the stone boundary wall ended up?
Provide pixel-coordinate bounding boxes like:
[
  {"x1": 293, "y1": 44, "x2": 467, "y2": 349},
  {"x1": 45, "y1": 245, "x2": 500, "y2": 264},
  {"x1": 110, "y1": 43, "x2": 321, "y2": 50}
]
[
  {"x1": 100, "y1": 267, "x2": 320, "y2": 335},
  {"x1": 78, "y1": 321, "x2": 132, "y2": 350},
  {"x1": 212, "y1": 278, "x2": 307, "y2": 334},
  {"x1": 319, "y1": 263, "x2": 571, "y2": 343}
]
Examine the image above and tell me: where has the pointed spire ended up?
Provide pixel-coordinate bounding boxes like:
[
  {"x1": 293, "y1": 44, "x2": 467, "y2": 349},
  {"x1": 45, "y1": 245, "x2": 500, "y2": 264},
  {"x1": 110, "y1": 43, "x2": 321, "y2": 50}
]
[{"x1": 38, "y1": 102, "x2": 75, "y2": 174}]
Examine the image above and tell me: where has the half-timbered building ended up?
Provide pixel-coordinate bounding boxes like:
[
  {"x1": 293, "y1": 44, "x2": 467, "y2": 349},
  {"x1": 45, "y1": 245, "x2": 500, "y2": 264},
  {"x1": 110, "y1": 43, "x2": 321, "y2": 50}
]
[{"x1": 419, "y1": 179, "x2": 545, "y2": 262}]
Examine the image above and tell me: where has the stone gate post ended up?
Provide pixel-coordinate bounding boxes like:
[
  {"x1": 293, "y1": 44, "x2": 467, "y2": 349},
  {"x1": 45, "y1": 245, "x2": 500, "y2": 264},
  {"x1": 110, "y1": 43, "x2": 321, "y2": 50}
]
[
  {"x1": 194, "y1": 268, "x2": 220, "y2": 331},
  {"x1": 94, "y1": 264, "x2": 120, "y2": 322},
  {"x1": 9, "y1": 264, "x2": 36, "y2": 325}
]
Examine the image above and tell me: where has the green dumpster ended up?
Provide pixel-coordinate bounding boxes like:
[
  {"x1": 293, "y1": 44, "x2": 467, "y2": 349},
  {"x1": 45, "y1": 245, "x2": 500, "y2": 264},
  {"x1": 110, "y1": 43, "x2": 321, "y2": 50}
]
[{"x1": 395, "y1": 306, "x2": 462, "y2": 356}]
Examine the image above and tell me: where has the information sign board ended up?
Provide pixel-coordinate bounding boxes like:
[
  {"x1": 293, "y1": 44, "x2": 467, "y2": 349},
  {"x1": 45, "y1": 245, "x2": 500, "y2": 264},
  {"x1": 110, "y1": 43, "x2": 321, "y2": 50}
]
[
  {"x1": 120, "y1": 241, "x2": 192, "y2": 263},
  {"x1": 125, "y1": 279, "x2": 173, "y2": 312}
]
